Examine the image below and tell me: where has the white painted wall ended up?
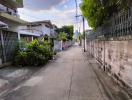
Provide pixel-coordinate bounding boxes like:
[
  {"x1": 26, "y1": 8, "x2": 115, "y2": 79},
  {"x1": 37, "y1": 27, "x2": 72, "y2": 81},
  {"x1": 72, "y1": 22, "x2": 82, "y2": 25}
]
[
  {"x1": 54, "y1": 40, "x2": 62, "y2": 51},
  {"x1": 18, "y1": 23, "x2": 55, "y2": 37},
  {"x1": 41, "y1": 24, "x2": 51, "y2": 36},
  {"x1": 31, "y1": 25, "x2": 42, "y2": 35}
]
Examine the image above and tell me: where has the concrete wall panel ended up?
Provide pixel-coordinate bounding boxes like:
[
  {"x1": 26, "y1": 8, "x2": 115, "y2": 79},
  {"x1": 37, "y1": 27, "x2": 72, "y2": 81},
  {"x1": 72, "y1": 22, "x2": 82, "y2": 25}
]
[{"x1": 87, "y1": 40, "x2": 132, "y2": 87}]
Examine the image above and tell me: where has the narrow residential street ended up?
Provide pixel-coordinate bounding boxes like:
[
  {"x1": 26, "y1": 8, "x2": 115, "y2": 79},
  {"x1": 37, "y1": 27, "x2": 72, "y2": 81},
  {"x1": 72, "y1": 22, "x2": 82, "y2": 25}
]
[
  {"x1": 1, "y1": 0, "x2": 132, "y2": 100},
  {"x1": 1, "y1": 46, "x2": 109, "y2": 100},
  {"x1": 0, "y1": 45, "x2": 111, "y2": 100}
]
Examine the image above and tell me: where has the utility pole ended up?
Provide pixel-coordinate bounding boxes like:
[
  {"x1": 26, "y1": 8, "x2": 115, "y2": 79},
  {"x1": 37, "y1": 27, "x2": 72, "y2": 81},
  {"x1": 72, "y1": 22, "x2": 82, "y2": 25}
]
[
  {"x1": 75, "y1": 0, "x2": 78, "y2": 17},
  {"x1": 75, "y1": 0, "x2": 86, "y2": 52},
  {"x1": 75, "y1": 15, "x2": 86, "y2": 52},
  {"x1": 83, "y1": 17, "x2": 86, "y2": 52}
]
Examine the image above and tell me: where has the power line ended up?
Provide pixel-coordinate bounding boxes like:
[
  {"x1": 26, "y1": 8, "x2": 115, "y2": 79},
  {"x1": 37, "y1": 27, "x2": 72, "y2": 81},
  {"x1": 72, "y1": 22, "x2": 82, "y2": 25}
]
[
  {"x1": 75, "y1": 0, "x2": 78, "y2": 20},
  {"x1": 74, "y1": 0, "x2": 86, "y2": 52},
  {"x1": 19, "y1": 12, "x2": 79, "y2": 25},
  {"x1": 18, "y1": 7, "x2": 81, "y2": 27}
]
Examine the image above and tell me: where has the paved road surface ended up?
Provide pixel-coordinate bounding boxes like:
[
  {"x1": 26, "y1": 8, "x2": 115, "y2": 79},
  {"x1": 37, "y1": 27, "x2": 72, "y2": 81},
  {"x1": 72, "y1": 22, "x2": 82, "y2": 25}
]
[{"x1": 1, "y1": 46, "x2": 110, "y2": 100}]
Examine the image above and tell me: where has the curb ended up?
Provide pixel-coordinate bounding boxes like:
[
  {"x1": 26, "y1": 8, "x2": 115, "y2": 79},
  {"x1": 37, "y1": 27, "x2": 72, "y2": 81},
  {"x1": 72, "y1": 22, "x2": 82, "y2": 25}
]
[
  {"x1": 84, "y1": 52, "x2": 131, "y2": 100},
  {"x1": 89, "y1": 61, "x2": 116, "y2": 100}
]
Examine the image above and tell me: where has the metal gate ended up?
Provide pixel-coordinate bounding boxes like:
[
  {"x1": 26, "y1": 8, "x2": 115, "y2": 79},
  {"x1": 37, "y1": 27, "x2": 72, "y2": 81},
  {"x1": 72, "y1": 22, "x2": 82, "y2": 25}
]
[
  {"x1": 0, "y1": 30, "x2": 18, "y2": 64},
  {"x1": 0, "y1": 33, "x2": 3, "y2": 64}
]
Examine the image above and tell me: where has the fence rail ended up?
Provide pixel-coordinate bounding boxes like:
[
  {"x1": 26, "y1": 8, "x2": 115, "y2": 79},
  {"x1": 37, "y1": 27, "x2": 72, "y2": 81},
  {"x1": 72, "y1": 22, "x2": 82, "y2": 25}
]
[{"x1": 86, "y1": 7, "x2": 132, "y2": 40}]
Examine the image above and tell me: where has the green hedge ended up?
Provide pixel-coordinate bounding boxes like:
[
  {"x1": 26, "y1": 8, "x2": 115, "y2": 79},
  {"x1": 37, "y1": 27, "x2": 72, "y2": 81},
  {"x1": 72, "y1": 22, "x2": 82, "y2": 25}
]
[{"x1": 14, "y1": 40, "x2": 53, "y2": 66}]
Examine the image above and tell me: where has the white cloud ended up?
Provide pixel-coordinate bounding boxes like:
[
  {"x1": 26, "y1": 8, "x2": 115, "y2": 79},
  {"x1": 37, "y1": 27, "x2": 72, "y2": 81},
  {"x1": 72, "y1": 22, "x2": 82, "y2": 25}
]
[
  {"x1": 18, "y1": 7, "x2": 76, "y2": 27},
  {"x1": 64, "y1": 5, "x2": 68, "y2": 9},
  {"x1": 18, "y1": 0, "x2": 91, "y2": 31},
  {"x1": 23, "y1": 0, "x2": 69, "y2": 10}
]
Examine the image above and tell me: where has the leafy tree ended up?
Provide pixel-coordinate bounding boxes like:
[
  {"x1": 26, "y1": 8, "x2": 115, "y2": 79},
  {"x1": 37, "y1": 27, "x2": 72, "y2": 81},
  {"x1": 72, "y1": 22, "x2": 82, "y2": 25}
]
[
  {"x1": 56, "y1": 25, "x2": 74, "y2": 40},
  {"x1": 80, "y1": 0, "x2": 104, "y2": 30},
  {"x1": 80, "y1": 0, "x2": 132, "y2": 29},
  {"x1": 77, "y1": 33, "x2": 82, "y2": 42},
  {"x1": 57, "y1": 32, "x2": 67, "y2": 42},
  {"x1": 16, "y1": 0, "x2": 23, "y2": 6}
]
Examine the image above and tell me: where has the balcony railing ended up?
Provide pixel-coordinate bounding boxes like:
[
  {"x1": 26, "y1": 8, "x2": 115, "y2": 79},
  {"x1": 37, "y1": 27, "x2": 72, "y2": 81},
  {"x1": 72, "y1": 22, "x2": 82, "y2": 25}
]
[{"x1": 0, "y1": 4, "x2": 19, "y2": 17}]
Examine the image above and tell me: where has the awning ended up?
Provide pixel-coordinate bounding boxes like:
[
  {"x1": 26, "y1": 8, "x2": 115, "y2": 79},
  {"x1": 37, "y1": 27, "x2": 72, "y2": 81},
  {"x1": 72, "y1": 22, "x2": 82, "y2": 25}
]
[{"x1": 18, "y1": 30, "x2": 40, "y2": 37}]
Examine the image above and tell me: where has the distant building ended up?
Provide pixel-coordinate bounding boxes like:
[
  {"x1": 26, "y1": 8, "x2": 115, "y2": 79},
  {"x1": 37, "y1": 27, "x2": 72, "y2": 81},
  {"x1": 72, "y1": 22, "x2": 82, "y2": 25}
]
[
  {"x1": 27, "y1": 20, "x2": 53, "y2": 36},
  {"x1": 74, "y1": 30, "x2": 79, "y2": 39},
  {"x1": 18, "y1": 30, "x2": 40, "y2": 42},
  {"x1": 19, "y1": 20, "x2": 58, "y2": 41},
  {"x1": 18, "y1": 24, "x2": 41, "y2": 43}
]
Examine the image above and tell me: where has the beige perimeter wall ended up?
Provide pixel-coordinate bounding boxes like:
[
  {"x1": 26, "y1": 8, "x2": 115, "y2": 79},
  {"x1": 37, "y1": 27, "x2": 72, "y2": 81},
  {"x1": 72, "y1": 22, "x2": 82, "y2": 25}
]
[{"x1": 87, "y1": 39, "x2": 132, "y2": 87}]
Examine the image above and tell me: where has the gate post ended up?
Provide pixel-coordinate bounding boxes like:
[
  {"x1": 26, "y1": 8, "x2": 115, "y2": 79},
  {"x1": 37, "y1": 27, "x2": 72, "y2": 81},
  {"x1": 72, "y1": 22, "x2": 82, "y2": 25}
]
[{"x1": 0, "y1": 30, "x2": 6, "y2": 63}]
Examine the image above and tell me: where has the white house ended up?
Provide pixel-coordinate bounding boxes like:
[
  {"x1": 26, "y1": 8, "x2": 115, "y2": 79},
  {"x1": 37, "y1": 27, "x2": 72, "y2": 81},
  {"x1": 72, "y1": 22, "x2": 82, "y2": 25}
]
[
  {"x1": 0, "y1": 0, "x2": 26, "y2": 32},
  {"x1": 52, "y1": 24, "x2": 58, "y2": 38},
  {"x1": 27, "y1": 20, "x2": 54, "y2": 36},
  {"x1": 18, "y1": 30, "x2": 40, "y2": 42},
  {"x1": 18, "y1": 25, "x2": 40, "y2": 42},
  {"x1": 18, "y1": 20, "x2": 58, "y2": 42},
  {"x1": 0, "y1": 0, "x2": 27, "y2": 65}
]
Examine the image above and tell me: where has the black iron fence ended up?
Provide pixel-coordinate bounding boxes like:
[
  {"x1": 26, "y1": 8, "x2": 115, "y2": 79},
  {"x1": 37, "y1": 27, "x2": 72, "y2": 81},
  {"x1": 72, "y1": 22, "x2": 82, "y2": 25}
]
[
  {"x1": 0, "y1": 30, "x2": 18, "y2": 64},
  {"x1": 86, "y1": 7, "x2": 132, "y2": 40}
]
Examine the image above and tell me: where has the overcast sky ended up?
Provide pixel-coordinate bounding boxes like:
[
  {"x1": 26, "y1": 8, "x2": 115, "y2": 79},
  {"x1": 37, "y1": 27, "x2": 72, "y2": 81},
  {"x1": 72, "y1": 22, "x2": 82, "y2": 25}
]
[{"x1": 18, "y1": 0, "x2": 90, "y2": 32}]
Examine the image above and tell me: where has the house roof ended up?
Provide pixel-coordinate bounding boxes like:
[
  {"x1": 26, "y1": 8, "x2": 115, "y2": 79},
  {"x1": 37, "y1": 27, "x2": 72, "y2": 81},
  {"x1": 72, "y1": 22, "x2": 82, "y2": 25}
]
[{"x1": 27, "y1": 20, "x2": 53, "y2": 28}]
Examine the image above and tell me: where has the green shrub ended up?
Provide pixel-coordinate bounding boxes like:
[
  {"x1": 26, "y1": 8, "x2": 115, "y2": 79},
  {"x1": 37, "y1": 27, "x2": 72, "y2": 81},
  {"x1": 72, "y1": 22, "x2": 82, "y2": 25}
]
[
  {"x1": 14, "y1": 51, "x2": 27, "y2": 66},
  {"x1": 14, "y1": 40, "x2": 54, "y2": 66},
  {"x1": 54, "y1": 51, "x2": 57, "y2": 55}
]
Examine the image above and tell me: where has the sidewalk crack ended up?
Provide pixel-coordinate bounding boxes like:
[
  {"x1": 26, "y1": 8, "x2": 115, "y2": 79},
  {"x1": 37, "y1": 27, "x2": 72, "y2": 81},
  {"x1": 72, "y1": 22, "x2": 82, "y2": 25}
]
[{"x1": 68, "y1": 60, "x2": 74, "y2": 100}]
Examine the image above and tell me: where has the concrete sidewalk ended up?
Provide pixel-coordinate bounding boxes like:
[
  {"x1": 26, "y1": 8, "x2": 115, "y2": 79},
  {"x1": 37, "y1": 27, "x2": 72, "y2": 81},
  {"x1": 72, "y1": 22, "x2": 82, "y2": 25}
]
[{"x1": 0, "y1": 66, "x2": 41, "y2": 96}]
